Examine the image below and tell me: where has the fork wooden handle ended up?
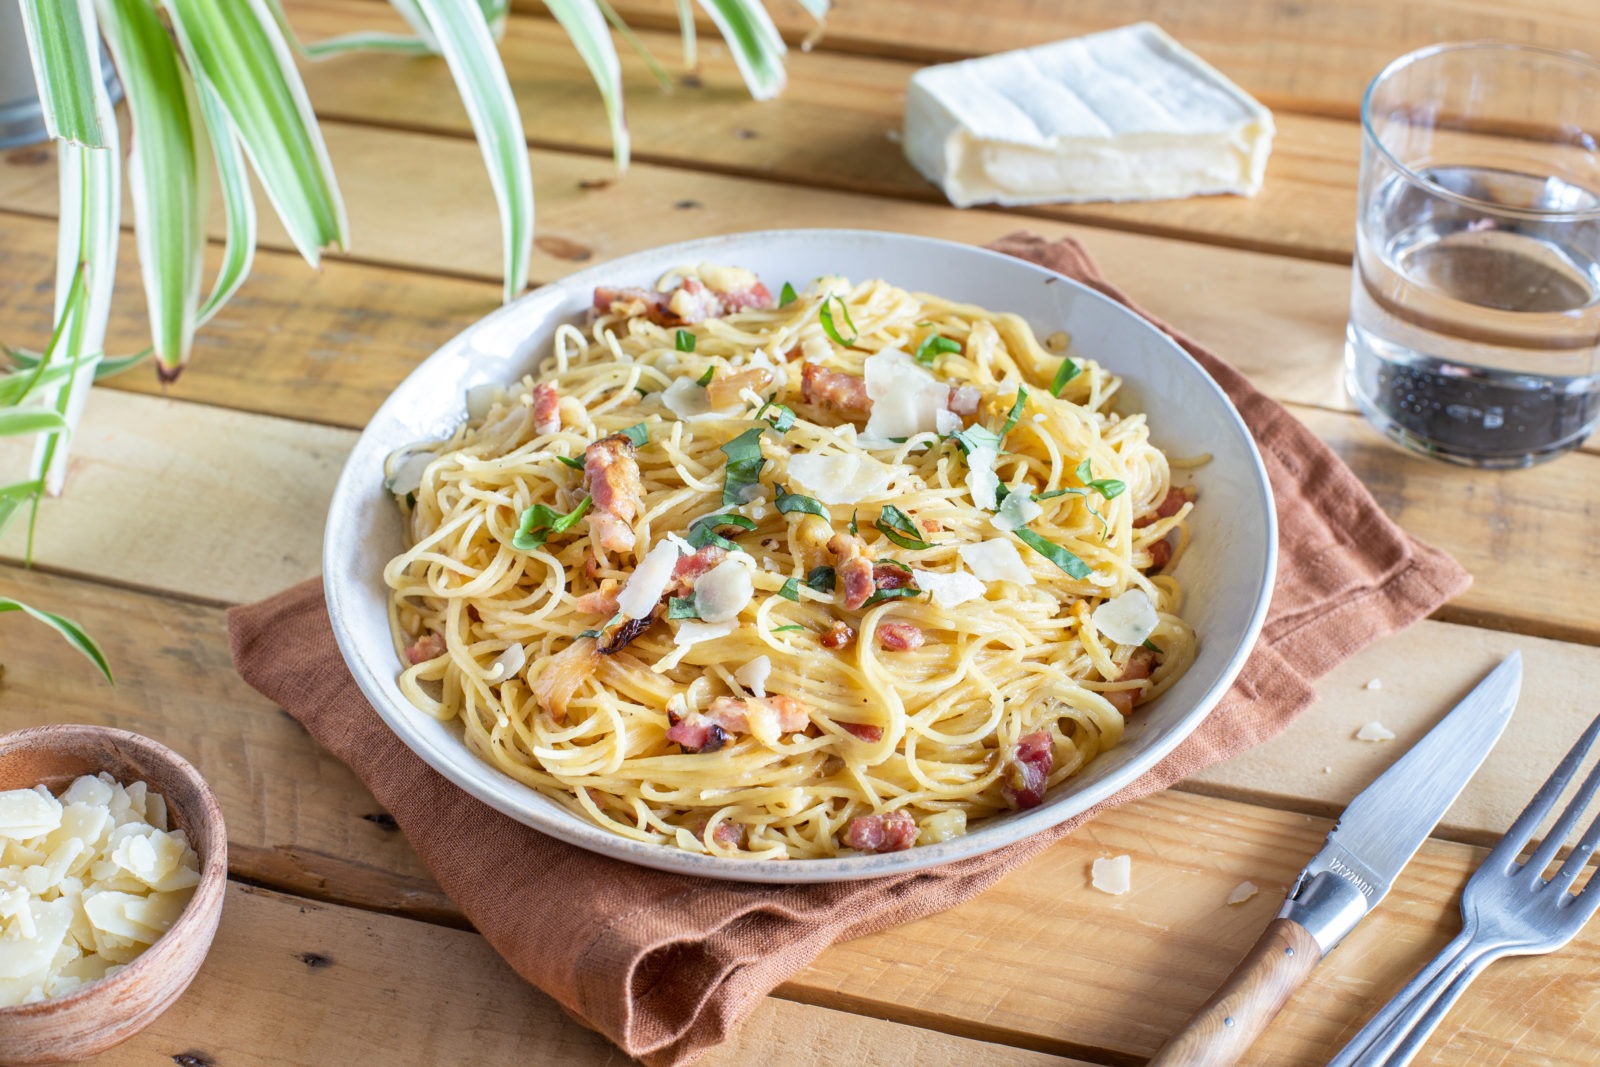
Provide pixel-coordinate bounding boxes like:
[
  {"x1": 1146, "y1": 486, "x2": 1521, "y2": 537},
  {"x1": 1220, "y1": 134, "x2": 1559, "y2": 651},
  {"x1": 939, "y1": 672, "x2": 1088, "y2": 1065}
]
[{"x1": 1148, "y1": 918, "x2": 1324, "y2": 1066}]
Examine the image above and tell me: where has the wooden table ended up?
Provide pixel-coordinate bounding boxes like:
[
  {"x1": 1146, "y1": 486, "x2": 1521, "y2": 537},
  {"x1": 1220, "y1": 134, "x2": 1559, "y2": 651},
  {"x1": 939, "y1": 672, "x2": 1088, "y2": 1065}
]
[{"x1": 3, "y1": 1, "x2": 1599, "y2": 1062}]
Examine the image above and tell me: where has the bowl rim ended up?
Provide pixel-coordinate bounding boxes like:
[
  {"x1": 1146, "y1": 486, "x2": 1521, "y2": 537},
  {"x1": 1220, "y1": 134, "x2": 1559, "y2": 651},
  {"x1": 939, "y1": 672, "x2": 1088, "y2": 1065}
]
[
  {"x1": 0, "y1": 724, "x2": 228, "y2": 1019},
  {"x1": 324, "y1": 228, "x2": 1278, "y2": 882}
]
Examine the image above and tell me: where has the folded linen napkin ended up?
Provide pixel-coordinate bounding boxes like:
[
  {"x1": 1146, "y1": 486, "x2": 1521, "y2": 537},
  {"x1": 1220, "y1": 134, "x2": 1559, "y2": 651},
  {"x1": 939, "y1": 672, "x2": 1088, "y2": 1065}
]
[{"x1": 229, "y1": 234, "x2": 1469, "y2": 1066}]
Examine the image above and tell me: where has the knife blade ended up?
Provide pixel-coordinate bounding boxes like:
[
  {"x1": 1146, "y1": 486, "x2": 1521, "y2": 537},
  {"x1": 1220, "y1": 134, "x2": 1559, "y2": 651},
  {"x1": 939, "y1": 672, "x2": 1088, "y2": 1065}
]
[{"x1": 1149, "y1": 651, "x2": 1522, "y2": 1066}]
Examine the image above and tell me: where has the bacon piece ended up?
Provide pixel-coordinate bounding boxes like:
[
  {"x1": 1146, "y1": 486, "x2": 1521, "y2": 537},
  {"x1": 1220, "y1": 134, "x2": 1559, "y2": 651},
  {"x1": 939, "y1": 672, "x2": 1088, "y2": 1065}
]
[
  {"x1": 533, "y1": 640, "x2": 600, "y2": 724},
  {"x1": 843, "y1": 809, "x2": 918, "y2": 853},
  {"x1": 664, "y1": 277, "x2": 722, "y2": 324},
  {"x1": 871, "y1": 563, "x2": 913, "y2": 591},
  {"x1": 1001, "y1": 729, "x2": 1055, "y2": 810},
  {"x1": 1104, "y1": 648, "x2": 1159, "y2": 716},
  {"x1": 666, "y1": 545, "x2": 727, "y2": 598},
  {"x1": 946, "y1": 384, "x2": 982, "y2": 417},
  {"x1": 705, "y1": 366, "x2": 774, "y2": 410},
  {"x1": 877, "y1": 621, "x2": 925, "y2": 652},
  {"x1": 667, "y1": 694, "x2": 809, "y2": 752},
  {"x1": 717, "y1": 281, "x2": 774, "y2": 313},
  {"x1": 584, "y1": 434, "x2": 643, "y2": 557},
  {"x1": 688, "y1": 816, "x2": 748, "y2": 850},
  {"x1": 839, "y1": 721, "x2": 883, "y2": 742},
  {"x1": 404, "y1": 632, "x2": 446, "y2": 664},
  {"x1": 532, "y1": 382, "x2": 561, "y2": 435},
  {"x1": 1147, "y1": 539, "x2": 1173, "y2": 570},
  {"x1": 801, "y1": 363, "x2": 871, "y2": 418},
  {"x1": 593, "y1": 276, "x2": 773, "y2": 327},
  {"x1": 820, "y1": 620, "x2": 856, "y2": 650},
  {"x1": 573, "y1": 580, "x2": 619, "y2": 616},
  {"x1": 593, "y1": 286, "x2": 670, "y2": 321},
  {"x1": 665, "y1": 715, "x2": 728, "y2": 754},
  {"x1": 828, "y1": 532, "x2": 876, "y2": 611},
  {"x1": 1135, "y1": 486, "x2": 1195, "y2": 528}
]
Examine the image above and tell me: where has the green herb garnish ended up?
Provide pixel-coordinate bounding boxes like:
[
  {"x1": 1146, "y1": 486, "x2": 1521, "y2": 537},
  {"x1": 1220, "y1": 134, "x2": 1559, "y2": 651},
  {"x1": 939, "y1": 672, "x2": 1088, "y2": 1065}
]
[
  {"x1": 556, "y1": 454, "x2": 586, "y2": 471},
  {"x1": 621, "y1": 422, "x2": 649, "y2": 448},
  {"x1": 874, "y1": 505, "x2": 935, "y2": 551},
  {"x1": 1142, "y1": 638, "x2": 1163, "y2": 653},
  {"x1": 1000, "y1": 386, "x2": 1028, "y2": 437},
  {"x1": 771, "y1": 624, "x2": 807, "y2": 634},
  {"x1": 952, "y1": 423, "x2": 1002, "y2": 456},
  {"x1": 1012, "y1": 527, "x2": 1092, "y2": 579},
  {"x1": 512, "y1": 496, "x2": 592, "y2": 551},
  {"x1": 719, "y1": 427, "x2": 768, "y2": 506},
  {"x1": 848, "y1": 510, "x2": 859, "y2": 536},
  {"x1": 913, "y1": 333, "x2": 961, "y2": 366},
  {"x1": 578, "y1": 612, "x2": 621, "y2": 639},
  {"x1": 1051, "y1": 356, "x2": 1082, "y2": 397},
  {"x1": 818, "y1": 297, "x2": 858, "y2": 346},
  {"x1": 805, "y1": 566, "x2": 837, "y2": 593},
  {"x1": 696, "y1": 366, "x2": 714, "y2": 386},
  {"x1": 1075, "y1": 458, "x2": 1126, "y2": 500},
  {"x1": 779, "y1": 281, "x2": 797, "y2": 307},
  {"x1": 667, "y1": 596, "x2": 701, "y2": 620},
  {"x1": 755, "y1": 395, "x2": 796, "y2": 432},
  {"x1": 862, "y1": 586, "x2": 922, "y2": 608},
  {"x1": 774, "y1": 484, "x2": 828, "y2": 518},
  {"x1": 677, "y1": 329, "x2": 697, "y2": 353},
  {"x1": 687, "y1": 512, "x2": 758, "y2": 551},
  {"x1": 777, "y1": 578, "x2": 801, "y2": 602}
]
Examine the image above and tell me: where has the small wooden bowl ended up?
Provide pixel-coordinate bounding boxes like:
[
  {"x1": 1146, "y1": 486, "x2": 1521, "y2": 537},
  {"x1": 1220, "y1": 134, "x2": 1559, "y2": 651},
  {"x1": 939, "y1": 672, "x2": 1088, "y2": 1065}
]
[{"x1": 0, "y1": 725, "x2": 227, "y2": 1066}]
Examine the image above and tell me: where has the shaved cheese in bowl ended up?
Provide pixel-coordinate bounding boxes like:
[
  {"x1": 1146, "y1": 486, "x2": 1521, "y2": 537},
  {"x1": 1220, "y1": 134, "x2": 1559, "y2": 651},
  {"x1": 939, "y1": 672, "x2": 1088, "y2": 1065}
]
[
  {"x1": 862, "y1": 350, "x2": 955, "y2": 440},
  {"x1": 786, "y1": 454, "x2": 895, "y2": 505},
  {"x1": 0, "y1": 774, "x2": 200, "y2": 1007},
  {"x1": 695, "y1": 558, "x2": 754, "y2": 623},
  {"x1": 911, "y1": 568, "x2": 986, "y2": 609},
  {"x1": 734, "y1": 655, "x2": 772, "y2": 698},
  {"x1": 991, "y1": 488, "x2": 1043, "y2": 532},
  {"x1": 958, "y1": 540, "x2": 1034, "y2": 585},
  {"x1": 618, "y1": 540, "x2": 682, "y2": 619}
]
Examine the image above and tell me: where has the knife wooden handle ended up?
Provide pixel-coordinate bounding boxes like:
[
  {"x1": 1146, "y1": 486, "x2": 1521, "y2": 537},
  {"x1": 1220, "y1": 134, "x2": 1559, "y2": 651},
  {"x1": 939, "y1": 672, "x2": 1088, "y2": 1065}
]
[{"x1": 1148, "y1": 918, "x2": 1323, "y2": 1066}]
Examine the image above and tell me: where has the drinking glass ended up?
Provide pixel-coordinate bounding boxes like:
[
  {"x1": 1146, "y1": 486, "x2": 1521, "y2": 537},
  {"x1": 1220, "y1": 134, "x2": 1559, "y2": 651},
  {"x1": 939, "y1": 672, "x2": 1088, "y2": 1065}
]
[{"x1": 1346, "y1": 43, "x2": 1600, "y2": 467}]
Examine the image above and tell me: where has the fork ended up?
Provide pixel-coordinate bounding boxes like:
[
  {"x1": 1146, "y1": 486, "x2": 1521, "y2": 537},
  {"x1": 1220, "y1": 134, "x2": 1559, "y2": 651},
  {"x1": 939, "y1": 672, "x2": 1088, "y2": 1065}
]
[{"x1": 1328, "y1": 711, "x2": 1600, "y2": 1067}]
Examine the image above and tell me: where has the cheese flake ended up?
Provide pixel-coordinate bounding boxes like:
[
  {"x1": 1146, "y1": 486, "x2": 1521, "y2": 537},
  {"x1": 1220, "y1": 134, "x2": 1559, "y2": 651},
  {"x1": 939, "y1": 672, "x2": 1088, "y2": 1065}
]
[
  {"x1": 965, "y1": 447, "x2": 1000, "y2": 511},
  {"x1": 618, "y1": 539, "x2": 682, "y2": 619},
  {"x1": 911, "y1": 568, "x2": 987, "y2": 609},
  {"x1": 1226, "y1": 881, "x2": 1259, "y2": 906},
  {"x1": 0, "y1": 789, "x2": 63, "y2": 842},
  {"x1": 786, "y1": 453, "x2": 895, "y2": 505},
  {"x1": 734, "y1": 655, "x2": 772, "y2": 699},
  {"x1": 862, "y1": 350, "x2": 953, "y2": 440},
  {"x1": 991, "y1": 488, "x2": 1043, "y2": 532},
  {"x1": 1090, "y1": 855, "x2": 1132, "y2": 896},
  {"x1": 958, "y1": 540, "x2": 1034, "y2": 585},
  {"x1": 1092, "y1": 589, "x2": 1160, "y2": 647},
  {"x1": 695, "y1": 558, "x2": 754, "y2": 623},
  {"x1": 1356, "y1": 721, "x2": 1396, "y2": 742}
]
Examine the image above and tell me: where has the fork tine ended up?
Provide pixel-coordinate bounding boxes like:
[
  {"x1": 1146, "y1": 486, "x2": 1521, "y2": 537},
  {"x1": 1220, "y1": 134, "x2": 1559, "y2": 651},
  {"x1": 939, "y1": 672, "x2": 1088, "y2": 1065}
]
[
  {"x1": 1487, "y1": 714, "x2": 1600, "y2": 874},
  {"x1": 1549, "y1": 801, "x2": 1600, "y2": 901},
  {"x1": 1521, "y1": 715, "x2": 1600, "y2": 884}
]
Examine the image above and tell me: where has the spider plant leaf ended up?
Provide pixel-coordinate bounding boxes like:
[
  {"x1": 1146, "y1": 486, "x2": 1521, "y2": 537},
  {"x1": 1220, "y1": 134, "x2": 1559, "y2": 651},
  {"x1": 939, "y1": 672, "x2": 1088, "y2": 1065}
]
[
  {"x1": 674, "y1": 0, "x2": 697, "y2": 70},
  {"x1": 0, "y1": 363, "x2": 75, "y2": 407},
  {"x1": 0, "y1": 481, "x2": 43, "y2": 542},
  {"x1": 793, "y1": 0, "x2": 829, "y2": 19},
  {"x1": 544, "y1": 0, "x2": 630, "y2": 171},
  {"x1": 477, "y1": 0, "x2": 510, "y2": 37},
  {"x1": 410, "y1": 0, "x2": 534, "y2": 303},
  {"x1": 593, "y1": 0, "x2": 673, "y2": 93},
  {"x1": 695, "y1": 0, "x2": 786, "y2": 101},
  {"x1": 94, "y1": 0, "x2": 207, "y2": 379},
  {"x1": 161, "y1": 0, "x2": 349, "y2": 269},
  {"x1": 5, "y1": 347, "x2": 147, "y2": 382},
  {"x1": 0, "y1": 597, "x2": 114, "y2": 684},
  {"x1": 0, "y1": 410, "x2": 71, "y2": 438},
  {"x1": 15, "y1": 0, "x2": 109, "y2": 148},
  {"x1": 192, "y1": 78, "x2": 257, "y2": 328}
]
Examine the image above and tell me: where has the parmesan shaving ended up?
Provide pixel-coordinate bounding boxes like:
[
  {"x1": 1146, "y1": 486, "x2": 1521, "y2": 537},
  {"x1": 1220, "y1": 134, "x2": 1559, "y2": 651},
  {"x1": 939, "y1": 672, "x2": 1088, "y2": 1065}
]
[
  {"x1": 0, "y1": 774, "x2": 199, "y2": 1007},
  {"x1": 1090, "y1": 854, "x2": 1131, "y2": 895},
  {"x1": 958, "y1": 540, "x2": 1034, "y2": 585},
  {"x1": 1356, "y1": 721, "x2": 1396, "y2": 742},
  {"x1": 1092, "y1": 589, "x2": 1159, "y2": 647},
  {"x1": 862, "y1": 349, "x2": 954, "y2": 440},
  {"x1": 734, "y1": 655, "x2": 772, "y2": 698},
  {"x1": 786, "y1": 454, "x2": 894, "y2": 505},
  {"x1": 1226, "y1": 881, "x2": 1259, "y2": 906},
  {"x1": 991, "y1": 488, "x2": 1043, "y2": 532},
  {"x1": 618, "y1": 540, "x2": 682, "y2": 619},
  {"x1": 911, "y1": 568, "x2": 987, "y2": 609}
]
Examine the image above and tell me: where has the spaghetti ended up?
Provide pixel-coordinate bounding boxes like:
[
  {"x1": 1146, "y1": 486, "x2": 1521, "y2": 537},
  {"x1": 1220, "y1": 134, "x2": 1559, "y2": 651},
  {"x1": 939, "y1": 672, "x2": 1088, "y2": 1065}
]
[{"x1": 383, "y1": 266, "x2": 1197, "y2": 860}]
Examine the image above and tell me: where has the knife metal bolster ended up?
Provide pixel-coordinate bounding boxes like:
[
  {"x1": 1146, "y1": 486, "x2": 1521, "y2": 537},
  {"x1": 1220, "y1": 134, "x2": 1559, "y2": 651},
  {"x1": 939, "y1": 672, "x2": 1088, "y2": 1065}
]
[{"x1": 1278, "y1": 869, "x2": 1371, "y2": 955}]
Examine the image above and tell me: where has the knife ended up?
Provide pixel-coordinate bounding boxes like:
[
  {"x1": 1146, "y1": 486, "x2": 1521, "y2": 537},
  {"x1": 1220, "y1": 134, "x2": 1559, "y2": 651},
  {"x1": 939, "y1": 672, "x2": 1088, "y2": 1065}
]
[{"x1": 1149, "y1": 652, "x2": 1522, "y2": 1066}]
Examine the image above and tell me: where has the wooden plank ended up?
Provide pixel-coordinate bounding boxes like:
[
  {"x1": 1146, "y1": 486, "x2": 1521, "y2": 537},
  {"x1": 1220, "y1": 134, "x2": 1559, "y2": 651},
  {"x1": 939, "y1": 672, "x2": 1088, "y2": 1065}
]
[
  {"x1": 599, "y1": 0, "x2": 1600, "y2": 121},
  {"x1": 283, "y1": 0, "x2": 1362, "y2": 263},
  {"x1": 93, "y1": 881, "x2": 1083, "y2": 1066},
  {"x1": 9, "y1": 564, "x2": 1600, "y2": 1063},
  {"x1": 3, "y1": 388, "x2": 1594, "y2": 643}
]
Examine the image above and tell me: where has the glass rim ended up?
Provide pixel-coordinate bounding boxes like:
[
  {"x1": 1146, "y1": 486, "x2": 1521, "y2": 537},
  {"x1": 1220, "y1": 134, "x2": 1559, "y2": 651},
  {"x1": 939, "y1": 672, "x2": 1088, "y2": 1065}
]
[{"x1": 1362, "y1": 40, "x2": 1600, "y2": 223}]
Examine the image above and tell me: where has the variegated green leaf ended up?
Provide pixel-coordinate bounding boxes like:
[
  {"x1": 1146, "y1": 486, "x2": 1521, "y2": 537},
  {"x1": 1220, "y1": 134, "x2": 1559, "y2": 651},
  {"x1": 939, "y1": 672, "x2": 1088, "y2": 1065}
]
[
  {"x1": 696, "y1": 0, "x2": 786, "y2": 101},
  {"x1": 0, "y1": 410, "x2": 70, "y2": 437},
  {"x1": 16, "y1": 0, "x2": 109, "y2": 147},
  {"x1": 674, "y1": 0, "x2": 697, "y2": 70},
  {"x1": 410, "y1": 0, "x2": 534, "y2": 302},
  {"x1": 0, "y1": 481, "x2": 43, "y2": 542},
  {"x1": 193, "y1": 78, "x2": 258, "y2": 327},
  {"x1": 0, "y1": 597, "x2": 114, "y2": 684},
  {"x1": 544, "y1": 0, "x2": 630, "y2": 170},
  {"x1": 162, "y1": 0, "x2": 349, "y2": 268},
  {"x1": 95, "y1": 0, "x2": 207, "y2": 379}
]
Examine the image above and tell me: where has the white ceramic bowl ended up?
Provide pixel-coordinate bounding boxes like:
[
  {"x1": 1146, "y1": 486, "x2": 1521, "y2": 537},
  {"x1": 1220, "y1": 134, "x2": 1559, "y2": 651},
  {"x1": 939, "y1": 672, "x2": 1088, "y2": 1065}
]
[{"x1": 324, "y1": 229, "x2": 1276, "y2": 882}]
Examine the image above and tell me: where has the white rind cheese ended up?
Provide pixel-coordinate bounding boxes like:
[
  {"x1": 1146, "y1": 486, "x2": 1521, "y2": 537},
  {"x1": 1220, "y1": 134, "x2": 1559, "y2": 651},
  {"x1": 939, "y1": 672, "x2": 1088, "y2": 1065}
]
[{"x1": 904, "y1": 22, "x2": 1274, "y2": 207}]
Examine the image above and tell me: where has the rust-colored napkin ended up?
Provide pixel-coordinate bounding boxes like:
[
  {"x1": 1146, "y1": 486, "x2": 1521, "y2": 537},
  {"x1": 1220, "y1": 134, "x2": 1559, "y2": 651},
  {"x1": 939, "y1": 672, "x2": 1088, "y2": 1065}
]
[{"x1": 229, "y1": 234, "x2": 1469, "y2": 1066}]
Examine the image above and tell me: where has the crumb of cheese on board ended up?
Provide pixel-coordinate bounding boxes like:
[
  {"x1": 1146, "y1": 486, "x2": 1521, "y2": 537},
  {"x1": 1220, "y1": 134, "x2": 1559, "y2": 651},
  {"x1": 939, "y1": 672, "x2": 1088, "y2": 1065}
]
[{"x1": 1090, "y1": 855, "x2": 1131, "y2": 895}]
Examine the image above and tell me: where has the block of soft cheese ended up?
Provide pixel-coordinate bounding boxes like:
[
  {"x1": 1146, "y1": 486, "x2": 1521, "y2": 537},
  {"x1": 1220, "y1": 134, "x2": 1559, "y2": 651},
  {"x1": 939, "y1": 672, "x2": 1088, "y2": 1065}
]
[{"x1": 903, "y1": 22, "x2": 1274, "y2": 207}]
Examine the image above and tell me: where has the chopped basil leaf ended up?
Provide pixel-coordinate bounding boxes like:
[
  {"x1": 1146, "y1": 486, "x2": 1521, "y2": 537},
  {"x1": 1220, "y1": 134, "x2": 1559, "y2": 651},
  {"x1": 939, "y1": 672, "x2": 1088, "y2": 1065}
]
[
  {"x1": 578, "y1": 611, "x2": 621, "y2": 639},
  {"x1": 874, "y1": 505, "x2": 935, "y2": 551},
  {"x1": 633, "y1": 385, "x2": 650, "y2": 396},
  {"x1": 512, "y1": 495, "x2": 592, "y2": 551},
  {"x1": 1033, "y1": 488, "x2": 1074, "y2": 501},
  {"x1": 677, "y1": 329, "x2": 697, "y2": 353},
  {"x1": 1075, "y1": 458, "x2": 1093, "y2": 483},
  {"x1": 848, "y1": 510, "x2": 859, "y2": 536},
  {"x1": 863, "y1": 586, "x2": 922, "y2": 607},
  {"x1": 667, "y1": 596, "x2": 701, "y2": 620},
  {"x1": 621, "y1": 422, "x2": 649, "y2": 447},
  {"x1": 404, "y1": 491, "x2": 417, "y2": 509},
  {"x1": 695, "y1": 366, "x2": 714, "y2": 387},
  {"x1": 771, "y1": 624, "x2": 807, "y2": 634},
  {"x1": 1013, "y1": 527, "x2": 1092, "y2": 579},
  {"x1": 818, "y1": 297, "x2": 858, "y2": 346},
  {"x1": 804, "y1": 566, "x2": 836, "y2": 593},
  {"x1": 777, "y1": 577, "x2": 801, "y2": 602},
  {"x1": 952, "y1": 423, "x2": 1002, "y2": 456},
  {"x1": 687, "y1": 511, "x2": 758, "y2": 550},
  {"x1": 994, "y1": 481, "x2": 1011, "y2": 506},
  {"x1": 779, "y1": 281, "x2": 797, "y2": 307},
  {"x1": 1000, "y1": 386, "x2": 1028, "y2": 436},
  {"x1": 1052, "y1": 357, "x2": 1082, "y2": 397},
  {"x1": 1142, "y1": 638, "x2": 1163, "y2": 653},
  {"x1": 887, "y1": 436, "x2": 908, "y2": 444},
  {"x1": 719, "y1": 427, "x2": 768, "y2": 507},
  {"x1": 755, "y1": 395, "x2": 796, "y2": 432},
  {"x1": 774, "y1": 484, "x2": 828, "y2": 518},
  {"x1": 556, "y1": 454, "x2": 586, "y2": 470},
  {"x1": 913, "y1": 332, "x2": 961, "y2": 366},
  {"x1": 1075, "y1": 458, "x2": 1126, "y2": 499}
]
